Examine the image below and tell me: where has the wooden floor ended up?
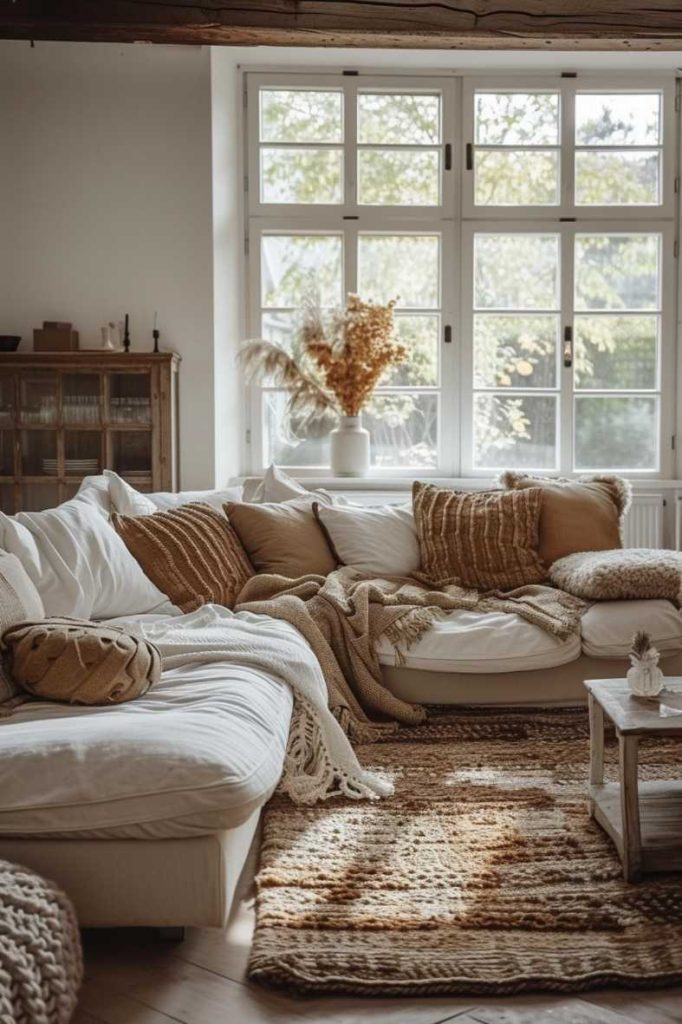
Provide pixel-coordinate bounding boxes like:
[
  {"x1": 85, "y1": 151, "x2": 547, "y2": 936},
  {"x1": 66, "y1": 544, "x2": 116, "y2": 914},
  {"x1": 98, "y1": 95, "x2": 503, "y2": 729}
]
[{"x1": 75, "y1": 851, "x2": 682, "y2": 1024}]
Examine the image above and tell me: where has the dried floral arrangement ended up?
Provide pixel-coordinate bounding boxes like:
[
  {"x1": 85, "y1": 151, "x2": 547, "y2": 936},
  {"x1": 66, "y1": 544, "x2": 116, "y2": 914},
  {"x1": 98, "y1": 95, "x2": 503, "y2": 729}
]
[
  {"x1": 630, "y1": 630, "x2": 659, "y2": 663},
  {"x1": 239, "y1": 295, "x2": 406, "y2": 436}
]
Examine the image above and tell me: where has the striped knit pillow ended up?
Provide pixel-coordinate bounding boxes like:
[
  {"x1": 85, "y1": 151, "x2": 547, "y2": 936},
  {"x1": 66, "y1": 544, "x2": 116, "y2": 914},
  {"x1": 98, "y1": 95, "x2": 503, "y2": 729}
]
[
  {"x1": 111, "y1": 503, "x2": 254, "y2": 613},
  {"x1": 412, "y1": 482, "x2": 545, "y2": 592}
]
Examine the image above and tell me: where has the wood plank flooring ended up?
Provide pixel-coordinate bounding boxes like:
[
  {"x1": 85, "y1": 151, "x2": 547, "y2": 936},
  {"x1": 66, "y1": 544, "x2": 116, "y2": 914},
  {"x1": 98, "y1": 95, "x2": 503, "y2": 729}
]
[{"x1": 78, "y1": 851, "x2": 682, "y2": 1024}]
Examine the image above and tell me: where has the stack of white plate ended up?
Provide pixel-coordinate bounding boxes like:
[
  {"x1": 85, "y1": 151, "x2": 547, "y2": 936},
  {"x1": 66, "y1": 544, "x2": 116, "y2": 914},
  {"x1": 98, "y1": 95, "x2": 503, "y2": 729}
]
[{"x1": 42, "y1": 458, "x2": 100, "y2": 475}]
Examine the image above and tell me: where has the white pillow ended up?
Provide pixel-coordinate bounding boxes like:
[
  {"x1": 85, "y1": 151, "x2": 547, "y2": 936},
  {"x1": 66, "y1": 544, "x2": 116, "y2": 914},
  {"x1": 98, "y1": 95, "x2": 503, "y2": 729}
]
[
  {"x1": 0, "y1": 552, "x2": 45, "y2": 703},
  {"x1": 244, "y1": 464, "x2": 334, "y2": 506},
  {"x1": 314, "y1": 502, "x2": 420, "y2": 577},
  {"x1": 0, "y1": 499, "x2": 172, "y2": 620},
  {"x1": 104, "y1": 470, "x2": 243, "y2": 515}
]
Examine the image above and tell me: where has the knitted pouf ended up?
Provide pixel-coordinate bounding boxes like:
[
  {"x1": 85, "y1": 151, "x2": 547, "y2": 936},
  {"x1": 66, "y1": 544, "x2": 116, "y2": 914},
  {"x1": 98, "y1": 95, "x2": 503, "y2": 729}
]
[{"x1": 0, "y1": 860, "x2": 82, "y2": 1023}]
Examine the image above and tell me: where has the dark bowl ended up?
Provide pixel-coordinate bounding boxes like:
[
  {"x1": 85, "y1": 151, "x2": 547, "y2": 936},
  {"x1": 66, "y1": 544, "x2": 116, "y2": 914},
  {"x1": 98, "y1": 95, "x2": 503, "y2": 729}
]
[{"x1": 0, "y1": 336, "x2": 20, "y2": 352}]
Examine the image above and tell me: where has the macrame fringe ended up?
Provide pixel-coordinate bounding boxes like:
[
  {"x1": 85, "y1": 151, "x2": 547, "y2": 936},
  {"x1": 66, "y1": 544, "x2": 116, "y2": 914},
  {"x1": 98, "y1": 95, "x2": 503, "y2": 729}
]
[{"x1": 280, "y1": 695, "x2": 394, "y2": 805}]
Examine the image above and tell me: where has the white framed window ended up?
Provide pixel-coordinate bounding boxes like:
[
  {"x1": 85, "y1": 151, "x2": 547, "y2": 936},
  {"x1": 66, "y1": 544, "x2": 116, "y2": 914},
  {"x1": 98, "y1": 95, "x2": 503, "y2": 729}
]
[{"x1": 243, "y1": 70, "x2": 677, "y2": 478}]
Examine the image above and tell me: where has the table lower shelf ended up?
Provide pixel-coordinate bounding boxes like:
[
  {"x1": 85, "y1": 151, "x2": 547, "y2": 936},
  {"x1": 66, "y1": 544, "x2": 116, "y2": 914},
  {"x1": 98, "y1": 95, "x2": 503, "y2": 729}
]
[{"x1": 590, "y1": 780, "x2": 682, "y2": 873}]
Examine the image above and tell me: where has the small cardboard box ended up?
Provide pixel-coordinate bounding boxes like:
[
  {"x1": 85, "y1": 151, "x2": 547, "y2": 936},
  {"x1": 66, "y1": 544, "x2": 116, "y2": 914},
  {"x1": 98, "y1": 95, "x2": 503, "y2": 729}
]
[{"x1": 33, "y1": 327, "x2": 79, "y2": 352}]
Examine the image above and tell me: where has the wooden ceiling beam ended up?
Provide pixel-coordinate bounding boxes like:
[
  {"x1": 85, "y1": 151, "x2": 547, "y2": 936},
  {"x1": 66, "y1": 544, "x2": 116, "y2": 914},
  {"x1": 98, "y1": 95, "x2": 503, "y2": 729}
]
[{"x1": 3, "y1": 1, "x2": 682, "y2": 51}]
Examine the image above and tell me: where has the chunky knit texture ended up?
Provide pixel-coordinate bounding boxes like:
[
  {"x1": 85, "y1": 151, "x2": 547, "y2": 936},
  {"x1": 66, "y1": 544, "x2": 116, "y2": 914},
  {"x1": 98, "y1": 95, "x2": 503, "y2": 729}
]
[
  {"x1": 412, "y1": 482, "x2": 545, "y2": 591},
  {"x1": 250, "y1": 708, "x2": 682, "y2": 996},
  {"x1": 0, "y1": 859, "x2": 82, "y2": 1022},
  {"x1": 4, "y1": 617, "x2": 160, "y2": 705},
  {"x1": 112, "y1": 502, "x2": 254, "y2": 612},
  {"x1": 550, "y1": 547, "x2": 682, "y2": 602}
]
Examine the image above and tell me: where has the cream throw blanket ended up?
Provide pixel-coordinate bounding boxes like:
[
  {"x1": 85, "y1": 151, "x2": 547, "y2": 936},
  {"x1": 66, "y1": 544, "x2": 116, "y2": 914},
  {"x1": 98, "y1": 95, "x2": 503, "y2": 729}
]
[
  {"x1": 122, "y1": 604, "x2": 394, "y2": 804},
  {"x1": 237, "y1": 567, "x2": 586, "y2": 740}
]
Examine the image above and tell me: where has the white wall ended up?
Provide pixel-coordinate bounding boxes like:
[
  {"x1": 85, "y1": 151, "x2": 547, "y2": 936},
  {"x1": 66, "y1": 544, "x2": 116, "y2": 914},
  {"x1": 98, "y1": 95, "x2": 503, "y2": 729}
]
[
  {"x1": 4, "y1": 41, "x2": 682, "y2": 487},
  {"x1": 0, "y1": 41, "x2": 218, "y2": 489}
]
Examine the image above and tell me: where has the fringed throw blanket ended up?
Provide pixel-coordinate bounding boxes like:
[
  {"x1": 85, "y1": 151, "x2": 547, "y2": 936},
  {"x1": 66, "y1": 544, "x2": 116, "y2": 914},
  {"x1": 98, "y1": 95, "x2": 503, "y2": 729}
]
[{"x1": 236, "y1": 567, "x2": 585, "y2": 783}]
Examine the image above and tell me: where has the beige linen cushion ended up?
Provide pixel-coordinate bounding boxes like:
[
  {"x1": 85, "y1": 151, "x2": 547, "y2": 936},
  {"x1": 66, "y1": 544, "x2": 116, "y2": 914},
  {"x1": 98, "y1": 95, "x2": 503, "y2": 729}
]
[
  {"x1": 3, "y1": 617, "x2": 160, "y2": 705},
  {"x1": 224, "y1": 497, "x2": 336, "y2": 578},
  {"x1": 111, "y1": 502, "x2": 254, "y2": 612},
  {"x1": 412, "y1": 482, "x2": 545, "y2": 591},
  {"x1": 500, "y1": 472, "x2": 630, "y2": 566},
  {"x1": 0, "y1": 552, "x2": 45, "y2": 703},
  {"x1": 550, "y1": 548, "x2": 682, "y2": 602}
]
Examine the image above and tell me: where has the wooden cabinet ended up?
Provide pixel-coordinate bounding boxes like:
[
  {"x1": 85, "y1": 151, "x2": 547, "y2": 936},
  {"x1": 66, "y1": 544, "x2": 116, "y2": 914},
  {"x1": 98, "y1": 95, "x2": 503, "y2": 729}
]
[{"x1": 0, "y1": 352, "x2": 180, "y2": 513}]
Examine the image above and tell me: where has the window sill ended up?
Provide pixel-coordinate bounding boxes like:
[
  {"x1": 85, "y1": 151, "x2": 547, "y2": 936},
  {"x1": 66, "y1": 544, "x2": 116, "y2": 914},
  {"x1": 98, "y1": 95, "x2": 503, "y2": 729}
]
[{"x1": 237, "y1": 475, "x2": 682, "y2": 494}]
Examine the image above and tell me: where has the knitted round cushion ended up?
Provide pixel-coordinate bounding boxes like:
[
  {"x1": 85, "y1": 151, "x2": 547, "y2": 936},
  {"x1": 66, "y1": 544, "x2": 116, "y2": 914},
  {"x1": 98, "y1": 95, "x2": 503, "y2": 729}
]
[
  {"x1": 0, "y1": 859, "x2": 82, "y2": 1023},
  {"x1": 3, "y1": 617, "x2": 161, "y2": 705}
]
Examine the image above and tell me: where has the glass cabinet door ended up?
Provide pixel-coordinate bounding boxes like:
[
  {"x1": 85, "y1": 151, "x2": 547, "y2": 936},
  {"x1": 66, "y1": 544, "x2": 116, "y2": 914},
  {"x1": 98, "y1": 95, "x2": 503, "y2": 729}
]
[
  {"x1": 19, "y1": 370, "x2": 58, "y2": 426},
  {"x1": 62, "y1": 373, "x2": 102, "y2": 426},
  {"x1": 108, "y1": 372, "x2": 152, "y2": 425}
]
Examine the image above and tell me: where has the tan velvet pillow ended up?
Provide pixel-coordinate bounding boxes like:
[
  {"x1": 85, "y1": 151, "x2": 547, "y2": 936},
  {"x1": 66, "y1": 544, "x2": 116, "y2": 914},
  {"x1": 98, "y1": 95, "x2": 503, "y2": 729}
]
[
  {"x1": 412, "y1": 481, "x2": 545, "y2": 591},
  {"x1": 4, "y1": 617, "x2": 160, "y2": 705},
  {"x1": 224, "y1": 497, "x2": 336, "y2": 578},
  {"x1": 111, "y1": 502, "x2": 254, "y2": 612},
  {"x1": 500, "y1": 472, "x2": 630, "y2": 567}
]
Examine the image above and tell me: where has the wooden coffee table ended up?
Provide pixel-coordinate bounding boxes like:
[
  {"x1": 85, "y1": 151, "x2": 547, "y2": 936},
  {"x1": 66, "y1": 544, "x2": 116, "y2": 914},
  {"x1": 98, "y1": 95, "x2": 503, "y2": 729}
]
[{"x1": 585, "y1": 678, "x2": 682, "y2": 882}]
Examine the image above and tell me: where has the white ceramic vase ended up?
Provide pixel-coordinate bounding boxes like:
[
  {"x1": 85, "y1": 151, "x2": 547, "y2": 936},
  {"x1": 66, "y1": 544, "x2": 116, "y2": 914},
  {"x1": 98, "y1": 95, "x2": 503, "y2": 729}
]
[
  {"x1": 627, "y1": 651, "x2": 664, "y2": 697},
  {"x1": 330, "y1": 415, "x2": 370, "y2": 477}
]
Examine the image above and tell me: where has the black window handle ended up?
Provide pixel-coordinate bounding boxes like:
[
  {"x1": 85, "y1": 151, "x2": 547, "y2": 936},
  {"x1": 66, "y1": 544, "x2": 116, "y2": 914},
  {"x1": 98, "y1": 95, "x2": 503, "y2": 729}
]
[{"x1": 563, "y1": 325, "x2": 573, "y2": 368}]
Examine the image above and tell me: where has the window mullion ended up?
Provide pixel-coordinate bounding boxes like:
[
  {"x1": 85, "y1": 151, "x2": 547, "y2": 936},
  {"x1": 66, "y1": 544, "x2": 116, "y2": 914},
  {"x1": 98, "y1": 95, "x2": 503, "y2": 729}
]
[
  {"x1": 560, "y1": 225, "x2": 575, "y2": 475},
  {"x1": 560, "y1": 78, "x2": 576, "y2": 216},
  {"x1": 344, "y1": 77, "x2": 358, "y2": 212}
]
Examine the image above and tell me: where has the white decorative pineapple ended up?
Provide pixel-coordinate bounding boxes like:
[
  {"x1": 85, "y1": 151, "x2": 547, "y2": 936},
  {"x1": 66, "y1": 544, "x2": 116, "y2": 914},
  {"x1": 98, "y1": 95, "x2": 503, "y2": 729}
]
[{"x1": 627, "y1": 630, "x2": 664, "y2": 698}]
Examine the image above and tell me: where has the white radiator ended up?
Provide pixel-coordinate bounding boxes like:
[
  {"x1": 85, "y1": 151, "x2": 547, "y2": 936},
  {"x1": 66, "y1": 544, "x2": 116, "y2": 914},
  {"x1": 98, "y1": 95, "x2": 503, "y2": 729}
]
[{"x1": 623, "y1": 494, "x2": 665, "y2": 549}]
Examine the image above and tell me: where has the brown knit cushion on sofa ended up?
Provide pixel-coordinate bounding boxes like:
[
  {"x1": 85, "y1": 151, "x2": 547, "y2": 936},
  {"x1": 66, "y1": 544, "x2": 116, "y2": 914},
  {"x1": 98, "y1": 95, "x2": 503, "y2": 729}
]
[
  {"x1": 111, "y1": 503, "x2": 253, "y2": 612},
  {"x1": 412, "y1": 481, "x2": 545, "y2": 591},
  {"x1": 500, "y1": 472, "x2": 630, "y2": 566},
  {"x1": 4, "y1": 617, "x2": 160, "y2": 705}
]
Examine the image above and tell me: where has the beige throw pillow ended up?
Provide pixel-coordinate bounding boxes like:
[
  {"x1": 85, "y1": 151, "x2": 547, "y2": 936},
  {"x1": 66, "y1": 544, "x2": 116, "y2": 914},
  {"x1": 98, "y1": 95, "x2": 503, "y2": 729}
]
[
  {"x1": 0, "y1": 552, "x2": 45, "y2": 704},
  {"x1": 412, "y1": 482, "x2": 545, "y2": 591},
  {"x1": 112, "y1": 503, "x2": 254, "y2": 612},
  {"x1": 225, "y1": 497, "x2": 336, "y2": 578},
  {"x1": 4, "y1": 617, "x2": 160, "y2": 705},
  {"x1": 500, "y1": 472, "x2": 630, "y2": 566},
  {"x1": 550, "y1": 549, "x2": 682, "y2": 602}
]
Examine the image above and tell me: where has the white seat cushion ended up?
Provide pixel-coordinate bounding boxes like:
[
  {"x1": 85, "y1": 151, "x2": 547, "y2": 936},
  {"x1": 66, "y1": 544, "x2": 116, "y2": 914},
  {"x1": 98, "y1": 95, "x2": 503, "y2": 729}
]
[
  {"x1": 375, "y1": 608, "x2": 581, "y2": 674},
  {"x1": 580, "y1": 599, "x2": 682, "y2": 658},
  {"x1": 0, "y1": 654, "x2": 292, "y2": 840}
]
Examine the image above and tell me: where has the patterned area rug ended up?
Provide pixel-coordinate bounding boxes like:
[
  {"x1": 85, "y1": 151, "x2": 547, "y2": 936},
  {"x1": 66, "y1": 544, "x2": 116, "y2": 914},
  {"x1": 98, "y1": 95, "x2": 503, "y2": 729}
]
[{"x1": 249, "y1": 708, "x2": 682, "y2": 996}]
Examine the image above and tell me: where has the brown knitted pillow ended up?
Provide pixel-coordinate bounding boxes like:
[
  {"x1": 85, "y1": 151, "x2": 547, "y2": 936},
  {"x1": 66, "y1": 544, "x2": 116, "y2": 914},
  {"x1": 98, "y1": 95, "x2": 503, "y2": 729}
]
[
  {"x1": 412, "y1": 481, "x2": 545, "y2": 591},
  {"x1": 111, "y1": 502, "x2": 254, "y2": 612},
  {"x1": 3, "y1": 618, "x2": 160, "y2": 705}
]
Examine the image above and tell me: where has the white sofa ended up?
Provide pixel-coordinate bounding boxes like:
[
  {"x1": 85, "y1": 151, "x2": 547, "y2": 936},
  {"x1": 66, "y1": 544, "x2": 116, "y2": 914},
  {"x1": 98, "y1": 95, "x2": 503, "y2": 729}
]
[{"x1": 2, "y1": 472, "x2": 681, "y2": 930}]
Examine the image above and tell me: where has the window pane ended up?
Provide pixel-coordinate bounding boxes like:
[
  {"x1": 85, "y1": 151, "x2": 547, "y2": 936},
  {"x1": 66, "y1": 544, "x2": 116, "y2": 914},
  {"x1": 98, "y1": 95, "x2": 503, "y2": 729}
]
[
  {"x1": 358, "y1": 235, "x2": 440, "y2": 308},
  {"x1": 260, "y1": 89, "x2": 342, "y2": 143},
  {"x1": 260, "y1": 148, "x2": 343, "y2": 204},
  {"x1": 475, "y1": 92, "x2": 559, "y2": 145},
  {"x1": 265, "y1": 391, "x2": 330, "y2": 468},
  {"x1": 474, "y1": 234, "x2": 559, "y2": 310},
  {"x1": 358, "y1": 150, "x2": 440, "y2": 206},
  {"x1": 358, "y1": 93, "x2": 440, "y2": 144},
  {"x1": 261, "y1": 235, "x2": 343, "y2": 308},
  {"x1": 474, "y1": 314, "x2": 558, "y2": 389},
  {"x1": 574, "y1": 234, "x2": 660, "y2": 312},
  {"x1": 475, "y1": 150, "x2": 559, "y2": 206},
  {"x1": 474, "y1": 394, "x2": 557, "y2": 470},
  {"x1": 575, "y1": 151, "x2": 660, "y2": 206},
  {"x1": 574, "y1": 396, "x2": 657, "y2": 470},
  {"x1": 574, "y1": 315, "x2": 658, "y2": 390},
  {"x1": 575, "y1": 93, "x2": 661, "y2": 146},
  {"x1": 382, "y1": 315, "x2": 439, "y2": 386},
  {"x1": 364, "y1": 393, "x2": 438, "y2": 468}
]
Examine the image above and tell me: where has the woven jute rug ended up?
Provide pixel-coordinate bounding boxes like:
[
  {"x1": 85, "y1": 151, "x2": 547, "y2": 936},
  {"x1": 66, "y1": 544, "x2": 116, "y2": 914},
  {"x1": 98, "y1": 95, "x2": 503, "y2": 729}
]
[{"x1": 249, "y1": 708, "x2": 682, "y2": 997}]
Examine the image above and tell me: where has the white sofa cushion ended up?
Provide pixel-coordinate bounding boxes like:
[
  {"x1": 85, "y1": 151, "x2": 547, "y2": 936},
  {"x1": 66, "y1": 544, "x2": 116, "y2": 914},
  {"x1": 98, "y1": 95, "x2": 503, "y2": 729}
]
[
  {"x1": 103, "y1": 470, "x2": 242, "y2": 515},
  {"x1": 0, "y1": 634, "x2": 293, "y2": 840},
  {"x1": 375, "y1": 608, "x2": 581, "y2": 673},
  {"x1": 315, "y1": 502, "x2": 420, "y2": 577},
  {"x1": 580, "y1": 599, "x2": 682, "y2": 658},
  {"x1": 0, "y1": 499, "x2": 172, "y2": 620}
]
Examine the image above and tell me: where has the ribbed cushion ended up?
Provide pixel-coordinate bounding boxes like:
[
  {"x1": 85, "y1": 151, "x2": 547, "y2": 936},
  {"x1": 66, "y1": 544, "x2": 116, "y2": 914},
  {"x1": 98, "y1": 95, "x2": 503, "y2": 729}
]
[
  {"x1": 412, "y1": 482, "x2": 545, "y2": 591},
  {"x1": 112, "y1": 503, "x2": 254, "y2": 612},
  {"x1": 4, "y1": 617, "x2": 160, "y2": 705}
]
